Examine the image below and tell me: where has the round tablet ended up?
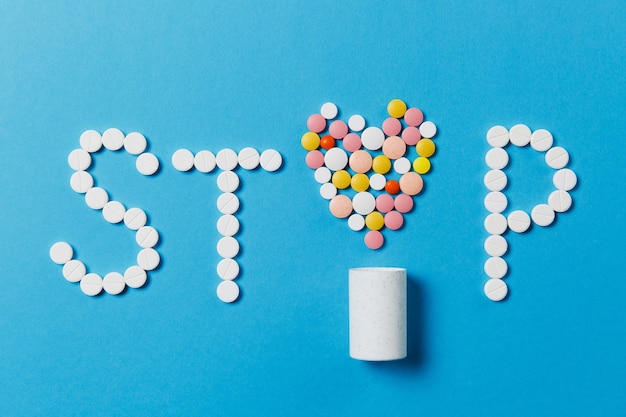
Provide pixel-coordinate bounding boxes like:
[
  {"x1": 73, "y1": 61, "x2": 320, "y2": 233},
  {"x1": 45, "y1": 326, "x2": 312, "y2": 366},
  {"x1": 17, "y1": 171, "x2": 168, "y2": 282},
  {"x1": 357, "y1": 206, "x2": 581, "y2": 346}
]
[
  {"x1": 217, "y1": 171, "x2": 240, "y2": 193},
  {"x1": 329, "y1": 120, "x2": 348, "y2": 139},
  {"x1": 68, "y1": 149, "x2": 91, "y2": 171},
  {"x1": 314, "y1": 167, "x2": 332, "y2": 184},
  {"x1": 385, "y1": 180, "x2": 400, "y2": 195},
  {"x1": 545, "y1": 146, "x2": 569, "y2": 169},
  {"x1": 394, "y1": 194, "x2": 414, "y2": 213},
  {"x1": 194, "y1": 150, "x2": 216, "y2": 173},
  {"x1": 531, "y1": 204, "x2": 555, "y2": 227},
  {"x1": 320, "y1": 102, "x2": 338, "y2": 119},
  {"x1": 320, "y1": 135, "x2": 335, "y2": 151},
  {"x1": 123, "y1": 132, "x2": 147, "y2": 155},
  {"x1": 369, "y1": 173, "x2": 386, "y2": 190},
  {"x1": 136, "y1": 152, "x2": 159, "y2": 176},
  {"x1": 320, "y1": 182, "x2": 337, "y2": 199},
  {"x1": 62, "y1": 259, "x2": 86, "y2": 283},
  {"x1": 217, "y1": 214, "x2": 240, "y2": 237},
  {"x1": 124, "y1": 265, "x2": 147, "y2": 288},
  {"x1": 216, "y1": 149, "x2": 238, "y2": 171},
  {"x1": 412, "y1": 157, "x2": 431, "y2": 174},
  {"x1": 484, "y1": 257, "x2": 508, "y2": 279},
  {"x1": 80, "y1": 130, "x2": 102, "y2": 153},
  {"x1": 136, "y1": 226, "x2": 159, "y2": 248},
  {"x1": 485, "y1": 147, "x2": 509, "y2": 170},
  {"x1": 324, "y1": 147, "x2": 348, "y2": 171},
  {"x1": 123, "y1": 207, "x2": 147, "y2": 230},
  {"x1": 137, "y1": 248, "x2": 160, "y2": 271},
  {"x1": 372, "y1": 155, "x2": 391, "y2": 174},
  {"x1": 172, "y1": 149, "x2": 195, "y2": 171},
  {"x1": 484, "y1": 191, "x2": 507, "y2": 213},
  {"x1": 383, "y1": 136, "x2": 406, "y2": 159},
  {"x1": 384, "y1": 210, "x2": 404, "y2": 230},
  {"x1": 548, "y1": 190, "x2": 572, "y2": 212},
  {"x1": 50, "y1": 241, "x2": 73, "y2": 264},
  {"x1": 416, "y1": 138, "x2": 435, "y2": 157},
  {"x1": 364, "y1": 230, "x2": 384, "y2": 250},
  {"x1": 102, "y1": 201, "x2": 125, "y2": 224},
  {"x1": 348, "y1": 114, "x2": 365, "y2": 132},
  {"x1": 217, "y1": 193, "x2": 240, "y2": 215},
  {"x1": 484, "y1": 234, "x2": 508, "y2": 257},
  {"x1": 401, "y1": 126, "x2": 420, "y2": 145},
  {"x1": 85, "y1": 187, "x2": 109, "y2": 210},
  {"x1": 260, "y1": 149, "x2": 282, "y2": 172},
  {"x1": 399, "y1": 172, "x2": 423, "y2": 195},
  {"x1": 102, "y1": 128, "x2": 125, "y2": 151},
  {"x1": 351, "y1": 173, "x2": 369, "y2": 192},
  {"x1": 382, "y1": 118, "x2": 402, "y2": 137},
  {"x1": 553, "y1": 168, "x2": 577, "y2": 191},
  {"x1": 307, "y1": 114, "x2": 326, "y2": 133},
  {"x1": 238, "y1": 147, "x2": 260, "y2": 170},
  {"x1": 509, "y1": 124, "x2": 531, "y2": 147},
  {"x1": 404, "y1": 108, "x2": 423, "y2": 127},
  {"x1": 365, "y1": 211, "x2": 384, "y2": 230},
  {"x1": 387, "y1": 99, "x2": 407, "y2": 118},
  {"x1": 217, "y1": 280, "x2": 240, "y2": 303},
  {"x1": 217, "y1": 258, "x2": 240, "y2": 280},
  {"x1": 70, "y1": 171, "x2": 94, "y2": 193},
  {"x1": 484, "y1": 169, "x2": 508, "y2": 191},
  {"x1": 217, "y1": 236, "x2": 239, "y2": 259},
  {"x1": 301, "y1": 132, "x2": 321, "y2": 151},
  {"x1": 419, "y1": 121, "x2": 437, "y2": 138},
  {"x1": 80, "y1": 273, "x2": 103, "y2": 296},
  {"x1": 348, "y1": 213, "x2": 365, "y2": 231},
  {"x1": 484, "y1": 213, "x2": 508, "y2": 235},
  {"x1": 530, "y1": 129, "x2": 553, "y2": 152},
  {"x1": 103, "y1": 272, "x2": 125, "y2": 295},
  {"x1": 393, "y1": 157, "x2": 411, "y2": 174},
  {"x1": 349, "y1": 150, "x2": 372, "y2": 173},
  {"x1": 343, "y1": 133, "x2": 362, "y2": 152},
  {"x1": 352, "y1": 192, "x2": 376, "y2": 215},
  {"x1": 484, "y1": 278, "x2": 508, "y2": 301},
  {"x1": 486, "y1": 126, "x2": 509, "y2": 148},
  {"x1": 507, "y1": 210, "x2": 531, "y2": 233},
  {"x1": 376, "y1": 194, "x2": 395, "y2": 213},
  {"x1": 329, "y1": 195, "x2": 353, "y2": 218},
  {"x1": 332, "y1": 170, "x2": 351, "y2": 189},
  {"x1": 361, "y1": 127, "x2": 385, "y2": 150},
  {"x1": 305, "y1": 150, "x2": 324, "y2": 169}
]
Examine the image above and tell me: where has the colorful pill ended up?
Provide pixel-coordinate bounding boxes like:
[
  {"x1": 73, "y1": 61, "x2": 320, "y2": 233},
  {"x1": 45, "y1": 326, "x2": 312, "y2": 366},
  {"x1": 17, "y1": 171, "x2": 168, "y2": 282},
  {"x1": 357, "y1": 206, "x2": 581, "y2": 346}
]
[
  {"x1": 375, "y1": 194, "x2": 395, "y2": 213},
  {"x1": 301, "y1": 131, "x2": 320, "y2": 151},
  {"x1": 416, "y1": 138, "x2": 436, "y2": 157},
  {"x1": 305, "y1": 150, "x2": 325, "y2": 169},
  {"x1": 413, "y1": 156, "x2": 431, "y2": 174},
  {"x1": 307, "y1": 114, "x2": 326, "y2": 133},
  {"x1": 329, "y1": 195, "x2": 353, "y2": 218},
  {"x1": 394, "y1": 194, "x2": 414, "y2": 213},
  {"x1": 401, "y1": 126, "x2": 421, "y2": 146},
  {"x1": 332, "y1": 170, "x2": 351, "y2": 189},
  {"x1": 384, "y1": 210, "x2": 404, "y2": 230},
  {"x1": 329, "y1": 120, "x2": 348, "y2": 139},
  {"x1": 399, "y1": 172, "x2": 423, "y2": 195},
  {"x1": 343, "y1": 133, "x2": 362, "y2": 152},
  {"x1": 364, "y1": 230, "x2": 384, "y2": 250},
  {"x1": 382, "y1": 117, "x2": 402, "y2": 136},
  {"x1": 365, "y1": 211, "x2": 385, "y2": 231},
  {"x1": 349, "y1": 150, "x2": 373, "y2": 173},
  {"x1": 385, "y1": 179, "x2": 400, "y2": 194},
  {"x1": 372, "y1": 155, "x2": 391, "y2": 174},
  {"x1": 387, "y1": 99, "x2": 407, "y2": 118},
  {"x1": 320, "y1": 135, "x2": 336, "y2": 150},
  {"x1": 351, "y1": 173, "x2": 370, "y2": 192},
  {"x1": 404, "y1": 108, "x2": 423, "y2": 127},
  {"x1": 382, "y1": 136, "x2": 407, "y2": 160}
]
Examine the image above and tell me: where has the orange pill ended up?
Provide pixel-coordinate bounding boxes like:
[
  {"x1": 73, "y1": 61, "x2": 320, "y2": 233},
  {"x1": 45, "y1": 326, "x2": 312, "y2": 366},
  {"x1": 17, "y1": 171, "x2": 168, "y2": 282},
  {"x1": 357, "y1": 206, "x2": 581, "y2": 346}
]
[
  {"x1": 399, "y1": 172, "x2": 423, "y2": 195},
  {"x1": 385, "y1": 180, "x2": 400, "y2": 194},
  {"x1": 349, "y1": 150, "x2": 373, "y2": 173},
  {"x1": 382, "y1": 136, "x2": 407, "y2": 160},
  {"x1": 329, "y1": 195, "x2": 353, "y2": 218},
  {"x1": 320, "y1": 135, "x2": 335, "y2": 150}
]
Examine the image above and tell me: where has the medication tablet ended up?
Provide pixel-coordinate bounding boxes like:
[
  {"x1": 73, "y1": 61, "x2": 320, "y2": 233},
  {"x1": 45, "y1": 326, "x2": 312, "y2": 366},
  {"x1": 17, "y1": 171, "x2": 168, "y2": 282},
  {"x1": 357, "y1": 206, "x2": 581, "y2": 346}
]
[
  {"x1": 404, "y1": 108, "x2": 423, "y2": 127},
  {"x1": 260, "y1": 149, "x2": 282, "y2": 172},
  {"x1": 80, "y1": 130, "x2": 103, "y2": 153},
  {"x1": 416, "y1": 138, "x2": 435, "y2": 157},
  {"x1": 320, "y1": 135, "x2": 335, "y2": 151},
  {"x1": 238, "y1": 147, "x2": 260, "y2": 170},
  {"x1": 217, "y1": 280, "x2": 240, "y2": 303},
  {"x1": 102, "y1": 201, "x2": 126, "y2": 224},
  {"x1": 486, "y1": 125, "x2": 509, "y2": 148},
  {"x1": 217, "y1": 258, "x2": 240, "y2": 280},
  {"x1": 351, "y1": 173, "x2": 369, "y2": 192},
  {"x1": 329, "y1": 195, "x2": 353, "y2": 218},
  {"x1": 349, "y1": 150, "x2": 373, "y2": 173},
  {"x1": 307, "y1": 114, "x2": 326, "y2": 133},
  {"x1": 484, "y1": 234, "x2": 508, "y2": 257},
  {"x1": 509, "y1": 124, "x2": 531, "y2": 147},
  {"x1": 136, "y1": 226, "x2": 159, "y2": 248},
  {"x1": 329, "y1": 120, "x2": 348, "y2": 139},
  {"x1": 531, "y1": 203, "x2": 555, "y2": 227},
  {"x1": 305, "y1": 150, "x2": 325, "y2": 169},
  {"x1": 352, "y1": 192, "x2": 376, "y2": 215},
  {"x1": 548, "y1": 189, "x2": 573, "y2": 212},
  {"x1": 62, "y1": 259, "x2": 86, "y2": 282},
  {"x1": 484, "y1": 213, "x2": 507, "y2": 235},
  {"x1": 332, "y1": 170, "x2": 351, "y2": 189},
  {"x1": 361, "y1": 127, "x2": 385, "y2": 150},
  {"x1": 217, "y1": 236, "x2": 239, "y2": 259},
  {"x1": 320, "y1": 182, "x2": 337, "y2": 199},
  {"x1": 365, "y1": 211, "x2": 384, "y2": 230},
  {"x1": 419, "y1": 121, "x2": 437, "y2": 138},
  {"x1": 216, "y1": 149, "x2": 239, "y2": 171},
  {"x1": 314, "y1": 167, "x2": 332, "y2": 184},
  {"x1": 123, "y1": 132, "x2": 147, "y2": 155},
  {"x1": 194, "y1": 150, "x2": 216, "y2": 173},
  {"x1": 348, "y1": 114, "x2": 366, "y2": 132},
  {"x1": 484, "y1": 278, "x2": 508, "y2": 301},
  {"x1": 401, "y1": 126, "x2": 421, "y2": 145},
  {"x1": 301, "y1": 132, "x2": 321, "y2": 151},
  {"x1": 70, "y1": 171, "x2": 94, "y2": 193},
  {"x1": 382, "y1": 118, "x2": 402, "y2": 137},
  {"x1": 217, "y1": 170, "x2": 240, "y2": 193},
  {"x1": 393, "y1": 157, "x2": 411, "y2": 174},
  {"x1": 484, "y1": 191, "x2": 507, "y2": 213},
  {"x1": 80, "y1": 273, "x2": 103, "y2": 296},
  {"x1": 373, "y1": 156, "x2": 392, "y2": 176},
  {"x1": 553, "y1": 168, "x2": 577, "y2": 191},
  {"x1": 348, "y1": 213, "x2": 365, "y2": 231},
  {"x1": 320, "y1": 102, "x2": 338, "y2": 119},
  {"x1": 85, "y1": 187, "x2": 109, "y2": 210},
  {"x1": 102, "y1": 128, "x2": 125, "y2": 151},
  {"x1": 387, "y1": 99, "x2": 407, "y2": 118},
  {"x1": 545, "y1": 146, "x2": 569, "y2": 169},
  {"x1": 485, "y1": 147, "x2": 509, "y2": 170},
  {"x1": 217, "y1": 193, "x2": 240, "y2": 215},
  {"x1": 484, "y1": 169, "x2": 508, "y2": 191},
  {"x1": 394, "y1": 194, "x2": 414, "y2": 213},
  {"x1": 376, "y1": 194, "x2": 395, "y2": 213},
  {"x1": 136, "y1": 152, "x2": 159, "y2": 176},
  {"x1": 484, "y1": 257, "x2": 508, "y2": 279},
  {"x1": 217, "y1": 214, "x2": 240, "y2": 237},
  {"x1": 324, "y1": 147, "x2": 348, "y2": 171},
  {"x1": 412, "y1": 157, "x2": 431, "y2": 174},
  {"x1": 369, "y1": 173, "x2": 386, "y2": 190},
  {"x1": 103, "y1": 272, "x2": 125, "y2": 295},
  {"x1": 68, "y1": 149, "x2": 92, "y2": 171},
  {"x1": 172, "y1": 149, "x2": 195, "y2": 172},
  {"x1": 137, "y1": 248, "x2": 160, "y2": 271},
  {"x1": 364, "y1": 230, "x2": 384, "y2": 250},
  {"x1": 384, "y1": 210, "x2": 404, "y2": 230},
  {"x1": 343, "y1": 133, "x2": 362, "y2": 152},
  {"x1": 507, "y1": 210, "x2": 531, "y2": 233},
  {"x1": 123, "y1": 207, "x2": 147, "y2": 230},
  {"x1": 530, "y1": 129, "x2": 553, "y2": 152},
  {"x1": 50, "y1": 241, "x2": 73, "y2": 264},
  {"x1": 385, "y1": 180, "x2": 400, "y2": 195},
  {"x1": 399, "y1": 172, "x2": 423, "y2": 196},
  {"x1": 124, "y1": 265, "x2": 147, "y2": 288}
]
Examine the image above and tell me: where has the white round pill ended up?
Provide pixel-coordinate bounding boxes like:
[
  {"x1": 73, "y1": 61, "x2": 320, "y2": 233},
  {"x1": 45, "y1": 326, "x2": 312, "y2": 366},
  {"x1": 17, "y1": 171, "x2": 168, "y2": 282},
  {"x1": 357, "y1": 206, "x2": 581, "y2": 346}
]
[
  {"x1": 50, "y1": 241, "x2": 73, "y2": 264},
  {"x1": 531, "y1": 203, "x2": 555, "y2": 227},
  {"x1": 320, "y1": 102, "x2": 338, "y2": 119},
  {"x1": 369, "y1": 173, "x2": 386, "y2": 190},
  {"x1": 509, "y1": 124, "x2": 531, "y2": 147},
  {"x1": 103, "y1": 272, "x2": 125, "y2": 295},
  {"x1": 194, "y1": 150, "x2": 216, "y2": 173},
  {"x1": 348, "y1": 114, "x2": 365, "y2": 132},
  {"x1": 320, "y1": 182, "x2": 337, "y2": 200},
  {"x1": 124, "y1": 265, "x2": 147, "y2": 288},
  {"x1": 485, "y1": 147, "x2": 509, "y2": 170},
  {"x1": 348, "y1": 213, "x2": 365, "y2": 231},
  {"x1": 217, "y1": 170, "x2": 240, "y2": 193},
  {"x1": 484, "y1": 278, "x2": 508, "y2": 301},
  {"x1": 62, "y1": 259, "x2": 86, "y2": 282},
  {"x1": 68, "y1": 149, "x2": 92, "y2": 171},
  {"x1": 553, "y1": 168, "x2": 577, "y2": 191},
  {"x1": 102, "y1": 201, "x2": 126, "y2": 224},
  {"x1": 123, "y1": 132, "x2": 147, "y2": 155},
  {"x1": 216, "y1": 193, "x2": 240, "y2": 215},
  {"x1": 80, "y1": 130, "x2": 103, "y2": 153},
  {"x1": 70, "y1": 171, "x2": 94, "y2": 193},
  {"x1": 483, "y1": 169, "x2": 508, "y2": 191},
  {"x1": 80, "y1": 273, "x2": 103, "y2": 296},
  {"x1": 137, "y1": 248, "x2": 160, "y2": 271},
  {"x1": 102, "y1": 128, "x2": 125, "y2": 151},
  {"x1": 419, "y1": 121, "x2": 437, "y2": 138},
  {"x1": 530, "y1": 129, "x2": 553, "y2": 152},
  {"x1": 545, "y1": 146, "x2": 569, "y2": 169},
  {"x1": 314, "y1": 167, "x2": 331, "y2": 184},
  {"x1": 217, "y1": 258, "x2": 240, "y2": 280},
  {"x1": 507, "y1": 210, "x2": 531, "y2": 233},
  {"x1": 123, "y1": 207, "x2": 147, "y2": 230},
  {"x1": 217, "y1": 280, "x2": 240, "y2": 303},
  {"x1": 352, "y1": 192, "x2": 376, "y2": 215},
  {"x1": 393, "y1": 157, "x2": 411, "y2": 174},
  {"x1": 85, "y1": 187, "x2": 109, "y2": 210},
  {"x1": 238, "y1": 147, "x2": 260, "y2": 170},
  {"x1": 484, "y1": 256, "x2": 508, "y2": 279},
  {"x1": 486, "y1": 125, "x2": 509, "y2": 148},
  {"x1": 548, "y1": 189, "x2": 572, "y2": 212},
  {"x1": 361, "y1": 127, "x2": 385, "y2": 150},
  {"x1": 136, "y1": 152, "x2": 159, "y2": 176},
  {"x1": 484, "y1": 234, "x2": 508, "y2": 257},
  {"x1": 484, "y1": 213, "x2": 508, "y2": 235},
  {"x1": 484, "y1": 191, "x2": 507, "y2": 213},
  {"x1": 172, "y1": 149, "x2": 195, "y2": 172},
  {"x1": 216, "y1": 214, "x2": 240, "y2": 237},
  {"x1": 324, "y1": 147, "x2": 348, "y2": 171},
  {"x1": 136, "y1": 226, "x2": 159, "y2": 248},
  {"x1": 259, "y1": 149, "x2": 282, "y2": 172},
  {"x1": 217, "y1": 236, "x2": 239, "y2": 259},
  {"x1": 216, "y1": 148, "x2": 238, "y2": 171}
]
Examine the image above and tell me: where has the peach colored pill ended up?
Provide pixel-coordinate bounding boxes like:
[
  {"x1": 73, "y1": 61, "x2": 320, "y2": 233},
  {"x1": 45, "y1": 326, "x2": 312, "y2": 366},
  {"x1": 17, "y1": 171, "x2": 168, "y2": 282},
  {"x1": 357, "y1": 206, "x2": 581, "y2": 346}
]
[
  {"x1": 382, "y1": 136, "x2": 407, "y2": 160},
  {"x1": 394, "y1": 194, "x2": 414, "y2": 213},
  {"x1": 329, "y1": 195, "x2": 353, "y2": 218},
  {"x1": 382, "y1": 117, "x2": 402, "y2": 136},
  {"x1": 343, "y1": 133, "x2": 362, "y2": 152},
  {"x1": 399, "y1": 172, "x2": 423, "y2": 195},
  {"x1": 305, "y1": 150, "x2": 324, "y2": 169},
  {"x1": 329, "y1": 120, "x2": 348, "y2": 139},
  {"x1": 349, "y1": 150, "x2": 373, "y2": 173},
  {"x1": 307, "y1": 114, "x2": 326, "y2": 133},
  {"x1": 384, "y1": 210, "x2": 404, "y2": 230},
  {"x1": 401, "y1": 126, "x2": 421, "y2": 145},
  {"x1": 404, "y1": 108, "x2": 423, "y2": 126},
  {"x1": 376, "y1": 194, "x2": 395, "y2": 213},
  {"x1": 364, "y1": 230, "x2": 384, "y2": 250}
]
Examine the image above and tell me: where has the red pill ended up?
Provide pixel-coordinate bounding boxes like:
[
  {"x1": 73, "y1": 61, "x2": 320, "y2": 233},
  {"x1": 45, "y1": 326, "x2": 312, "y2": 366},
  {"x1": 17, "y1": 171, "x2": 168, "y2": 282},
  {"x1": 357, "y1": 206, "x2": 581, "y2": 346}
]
[
  {"x1": 320, "y1": 135, "x2": 336, "y2": 150},
  {"x1": 385, "y1": 179, "x2": 400, "y2": 194}
]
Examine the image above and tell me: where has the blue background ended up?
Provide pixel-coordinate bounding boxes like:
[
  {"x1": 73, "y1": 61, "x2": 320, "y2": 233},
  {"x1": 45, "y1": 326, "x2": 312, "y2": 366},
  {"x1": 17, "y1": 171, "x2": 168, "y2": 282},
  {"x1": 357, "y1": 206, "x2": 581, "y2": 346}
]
[{"x1": 1, "y1": 1, "x2": 625, "y2": 416}]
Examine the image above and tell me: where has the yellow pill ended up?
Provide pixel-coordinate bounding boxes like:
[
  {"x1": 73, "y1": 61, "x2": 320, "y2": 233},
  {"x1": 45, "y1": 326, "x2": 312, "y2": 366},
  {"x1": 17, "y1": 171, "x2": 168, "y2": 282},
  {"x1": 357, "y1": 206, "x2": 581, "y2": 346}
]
[
  {"x1": 387, "y1": 99, "x2": 407, "y2": 119},
  {"x1": 301, "y1": 131, "x2": 320, "y2": 151},
  {"x1": 365, "y1": 211, "x2": 385, "y2": 230},
  {"x1": 413, "y1": 156, "x2": 431, "y2": 174},
  {"x1": 416, "y1": 138, "x2": 436, "y2": 157},
  {"x1": 372, "y1": 155, "x2": 391, "y2": 174},
  {"x1": 351, "y1": 173, "x2": 370, "y2": 192},
  {"x1": 332, "y1": 170, "x2": 351, "y2": 189}
]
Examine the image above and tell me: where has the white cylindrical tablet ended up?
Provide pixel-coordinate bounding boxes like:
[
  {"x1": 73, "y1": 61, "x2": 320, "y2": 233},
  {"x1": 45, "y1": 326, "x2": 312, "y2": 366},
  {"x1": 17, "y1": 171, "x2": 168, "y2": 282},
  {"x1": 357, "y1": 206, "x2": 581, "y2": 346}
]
[
  {"x1": 62, "y1": 259, "x2": 86, "y2": 283},
  {"x1": 85, "y1": 187, "x2": 109, "y2": 210},
  {"x1": 483, "y1": 169, "x2": 507, "y2": 191},
  {"x1": 80, "y1": 130, "x2": 103, "y2": 153},
  {"x1": 102, "y1": 201, "x2": 125, "y2": 224},
  {"x1": 136, "y1": 152, "x2": 159, "y2": 176},
  {"x1": 548, "y1": 190, "x2": 573, "y2": 212},
  {"x1": 486, "y1": 125, "x2": 509, "y2": 148},
  {"x1": 320, "y1": 183, "x2": 337, "y2": 200},
  {"x1": 216, "y1": 214, "x2": 240, "y2": 237},
  {"x1": 553, "y1": 168, "x2": 577, "y2": 191},
  {"x1": 68, "y1": 149, "x2": 92, "y2": 171},
  {"x1": 485, "y1": 147, "x2": 509, "y2": 170},
  {"x1": 194, "y1": 150, "x2": 216, "y2": 173},
  {"x1": 217, "y1": 280, "x2": 240, "y2": 303},
  {"x1": 123, "y1": 207, "x2": 147, "y2": 230},
  {"x1": 508, "y1": 210, "x2": 531, "y2": 233},
  {"x1": 324, "y1": 147, "x2": 348, "y2": 171},
  {"x1": 135, "y1": 226, "x2": 159, "y2": 248},
  {"x1": 361, "y1": 127, "x2": 385, "y2": 150},
  {"x1": 102, "y1": 128, "x2": 125, "y2": 151},
  {"x1": 484, "y1": 191, "x2": 507, "y2": 213},
  {"x1": 137, "y1": 248, "x2": 160, "y2": 271},
  {"x1": 216, "y1": 149, "x2": 238, "y2": 171},
  {"x1": 123, "y1": 132, "x2": 147, "y2": 155},
  {"x1": 124, "y1": 265, "x2": 147, "y2": 288},
  {"x1": 80, "y1": 273, "x2": 103, "y2": 296},
  {"x1": 217, "y1": 258, "x2": 240, "y2": 280},
  {"x1": 216, "y1": 193, "x2": 240, "y2": 215},
  {"x1": 217, "y1": 236, "x2": 239, "y2": 259},
  {"x1": 259, "y1": 149, "x2": 282, "y2": 172},
  {"x1": 369, "y1": 173, "x2": 386, "y2": 190},
  {"x1": 238, "y1": 147, "x2": 260, "y2": 170},
  {"x1": 484, "y1": 257, "x2": 508, "y2": 279},
  {"x1": 530, "y1": 129, "x2": 553, "y2": 152},
  {"x1": 349, "y1": 267, "x2": 407, "y2": 361},
  {"x1": 70, "y1": 171, "x2": 94, "y2": 193},
  {"x1": 484, "y1": 213, "x2": 508, "y2": 235},
  {"x1": 393, "y1": 157, "x2": 411, "y2": 174},
  {"x1": 320, "y1": 102, "x2": 338, "y2": 119},
  {"x1": 348, "y1": 114, "x2": 365, "y2": 132},
  {"x1": 509, "y1": 124, "x2": 531, "y2": 147},
  {"x1": 50, "y1": 241, "x2": 73, "y2": 264},
  {"x1": 314, "y1": 167, "x2": 331, "y2": 184},
  {"x1": 531, "y1": 204, "x2": 556, "y2": 227},
  {"x1": 217, "y1": 170, "x2": 240, "y2": 193},
  {"x1": 348, "y1": 213, "x2": 365, "y2": 231},
  {"x1": 418, "y1": 121, "x2": 437, "y2": 138},
  {"x1": 545, "y1": 146, "x2": 569, "y2": 169},
  {"x1": 352, "y1": 192, "x2": 376, "y2": 215},
  {"x1": 484, "y1": 235, "x2": 508, "y2": 257},
  {"x1": 484, "y1": 278, "x2": 508, "y2": 301},
  {"x1": 172, "y1": 149, "x2": 195, "y2": 172},
  {"x1": 103, "y1": 272, "x2": 125, "y2": 295}
]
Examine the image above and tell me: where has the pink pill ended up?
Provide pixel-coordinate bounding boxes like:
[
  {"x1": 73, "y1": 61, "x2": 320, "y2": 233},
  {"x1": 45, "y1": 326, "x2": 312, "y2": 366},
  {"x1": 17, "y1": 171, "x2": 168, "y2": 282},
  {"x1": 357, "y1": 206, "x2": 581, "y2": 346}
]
[
  {"x1": 364, "y1": 230, "x2": 384, "y2": 250},
  {"x1": 329, "y1": 120, "x2": 348, "y2": 139},
  {"x1": 382, "y1": 136, "x2": 407, "y2": 160},
  {"x1": 382, "y1": 117, "x2": 402, "y2": 136},
  {"x1": 307, "y1": 114, "x2": 326, "y2": 133},
  {"x1": 394, "y1": 193, "x2": 414, "y2": 213},
  {"x1": 384, "y1": 210, "x2": 404, "y2": 230},
  {"x1": 376, "y1": 194, "x2": 395, "y2": 213},
  {"x1": 343, "y1": 133, "x2": 362, "y2": 152},
  {"x1": 305, "y1": 150, "x2": 325, "y2": 169},
  {"x1": 401, "y1": 126, "x2": 421, "y2": 145},
  {"x1": 404, "y1": 108, "x2": 424, "y2": 126}
]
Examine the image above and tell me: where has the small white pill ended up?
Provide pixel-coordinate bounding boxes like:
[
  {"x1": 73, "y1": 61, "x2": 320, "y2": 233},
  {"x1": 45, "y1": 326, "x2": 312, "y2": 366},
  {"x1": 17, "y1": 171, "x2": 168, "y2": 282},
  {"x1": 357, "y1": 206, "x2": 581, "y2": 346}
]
[
  {"x1": 217, "y1": 258, "x2": 240, "y2": 280},
  {"x1": 194, "y1": 150, "x2": 216, "y2": 173},
  {"x1": 320, "y1": 102, "x2": 338, "y2": 119},
  {"x1": 217, "y1": 171, "x2": 240, "y2": 193},
  {"x1": 348, "y1": 213, "x2": 365, "y2": 231},
  {"x1": 553, "y1": 168, "x2": 577, "y2": 191},
  {"x1": 80, "y1": 273, "x2": 103, "y2": 296},
  {"x1": 509, "y1": 124, "x2": 531, "y2": 147},
  {"x1": 172, "y1": 149, "x2": 195, "y2": 172},
  {"x1": 393, "y1": 157, "x2": 411, "y2": 174},
  {"x1": 485, "y1": 147, "x2": 509, "y2": 170},
  {"x1": 548, "y1": 190, "x2": 572, "y2": 212},
  {"x1": 124, "y1": 265, "x2": 147, "y2": 288},
  {"x1": 123, "y1": 207, "x2": 147, "y2": 230},
  {"x1": 484, "y1": 191, "x2": 507, "y2": 213},
  {"x1": 484, "y1": 257, "x2": 508, "y2": 279},
  {"x1": 136, "y1": 152, "x2": 159, "y2": 176},
  {"x1": 352, "y1": 192, "x2": 376, "y2": 215},
  {"x1": 486, "y1": 125, "x2": 509, "y2": 148},
  {"x1": 85, "y1": 187, "x2": 109, "y2": 210},
  {"x1": 68, "y1": 149, "x2": 92, "y2": 171},
  {"x1": 419, "y1": 121, "x2": 437, "y2": 138},
  {"x1": 62, "y1": 259, "x2": 86, "y2": 282},
  {"x1": 123, "y1": 132, "x2": 147, "y2": 155},
  {"x1": 320, "y1": 182, "x2": 337, "y2": 200},
  {"x1": 217, "y1": 214, "x2": 240, "y2": 237},
  {"x1": 484, "y1": 278, "x2": 508, "y2": 301},
  {"x1": 103, "y1": 272, "x2": 125, "y2": 295},
  {"x1": 314, "y1": 167, "x2": 331, "y2": 184},
  {"x1": 238, "y1": 147, "x2": 260, "y2": 170},
  {"x1": 484, "y1": 234, "x2": 508, "y2": 257},
  {"x1": 217, "y1": 280, "x2": 240, "y2": 303},
  {"x1": 348, "y1": 114, "x2": 365, "y2": 132},
  {"x1": 50, "y1": 241, "x2": 73, "y2": 264},
  {"x1": 324, "y1": 147, "x2": 348, "y2": 171},
  {"x1": 137, "y1": 248, "x2": 160, "y2": 271},
  {"x1": 70, "y1": 171, "x2": 94, "y2": 193},
  {"x1": 135, "y1": 226, "x2": 159, "y2": 248},
  {"x1": 369, "y1": 173, "x2": 386, "y2": 190},
  {"x1": 216, "y1": 148, "x2": 238, "y2": 171},
  {"x1": 259, "y1": 149, "x2": 282, "y2": 172},
  {"x1": 102, "y1": 128, "x2": 125, "y2": 151},
  {"x1": 361, "y1": 127, "x2": 385, "y2": 151},
  {"x1": 484, "y1": 213, "x2": 508, "y2": 235},
  {"x1": 102, "y1": 201, "x2": 125, "y2": 224},
  {"x1": 217, "y1": 193, "x2": 240, "y2": 215},
  {"x1": 80, "y1": 130, "x2": 103, "y2": 153},
  {"x1": 545, "y1": 146, "x2": 569, "y2": 169},
  {"x1": 531, "y1": 204, "x2": 555, "y2": 227},
  {"x1": 217, "y1": 236, "x2": 239, "y2": 259},
  {"x1": 530, "y1": 129, "x2": 553, "y2": 152},
  {"x1": 507, "y1": 210, "x2": 531, "y2": 233},
  {"x1": 484, "y1": 169, "x2": 508, "y2": 191}
]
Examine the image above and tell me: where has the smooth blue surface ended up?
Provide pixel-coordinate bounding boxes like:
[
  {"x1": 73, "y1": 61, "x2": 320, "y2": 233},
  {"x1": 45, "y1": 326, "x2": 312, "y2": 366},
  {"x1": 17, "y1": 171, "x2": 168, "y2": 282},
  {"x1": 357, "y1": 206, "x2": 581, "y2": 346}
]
[{"x1": 1, "y1": 1, "x2": 625, "y2": 416}]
